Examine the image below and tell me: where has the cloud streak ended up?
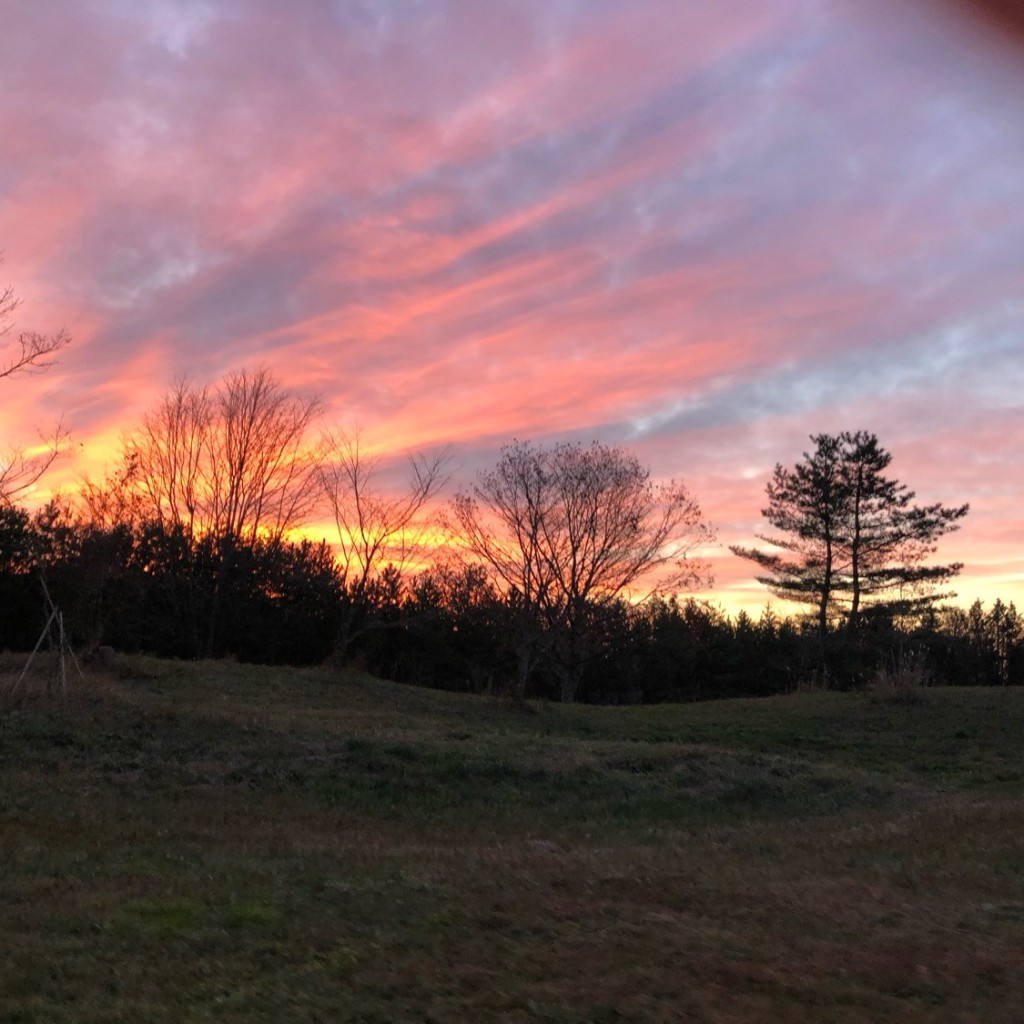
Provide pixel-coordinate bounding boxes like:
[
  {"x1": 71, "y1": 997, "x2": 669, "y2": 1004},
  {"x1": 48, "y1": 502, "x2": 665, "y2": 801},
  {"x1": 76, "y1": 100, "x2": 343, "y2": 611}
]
[{"x1": 1, "y1": 0, "x2": 1021, "y2": 612}]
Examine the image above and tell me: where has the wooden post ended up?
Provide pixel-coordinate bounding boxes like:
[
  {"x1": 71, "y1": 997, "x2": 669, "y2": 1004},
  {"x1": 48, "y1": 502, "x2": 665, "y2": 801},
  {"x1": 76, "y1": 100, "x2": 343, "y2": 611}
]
[{"x1": 11, "y1": 608, "x2": 59, "y2": 700}]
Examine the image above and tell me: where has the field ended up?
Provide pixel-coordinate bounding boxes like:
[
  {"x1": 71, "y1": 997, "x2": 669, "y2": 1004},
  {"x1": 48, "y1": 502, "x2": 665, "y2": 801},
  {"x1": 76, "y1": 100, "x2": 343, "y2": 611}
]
[{"x1": 2, "y1": 657, "x2": 1023, "y2": 1023}]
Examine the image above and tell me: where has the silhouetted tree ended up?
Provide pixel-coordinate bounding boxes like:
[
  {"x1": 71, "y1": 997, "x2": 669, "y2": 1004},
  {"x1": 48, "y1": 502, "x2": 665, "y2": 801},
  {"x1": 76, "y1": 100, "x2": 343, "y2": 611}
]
[
  {"x1": 986, "y1": 599, "x2": 1023, "y2": 685},
  {"x1": 120, "y1": 367, "x2": 323, "y2": 654},
  {"x1": 317, "y1": 430, "x2": 450, "y2": 659},
  {"x1": 732, "y1": 431, "x2": 968, "y2": 678},
  {"x1": 450, "y1": 442, "x2": 557, "y2": 702},
  {"x1": 404, "y1": 563, "x2": 504, "y2": 692},
  {"x1": 215, "y1": 536, "x2": 344, "y2": 665},
  {"x1": 0, "y1": 504, "x2": 37, "y2": 649},
  {"x1": 453, "y1": 440, "x2": 712, "y2": 702},
  {"x1": 730, "y1": 433, "x2": 848, "y2": 643},
  {"x1": 32, "y1": 498, "x2": 137, "y2": 654},
  {"x1": 123, "y1": 368, "x2": 322, "y2": 543},
  {"x1": 836, "y1": 431, "x2": 969, "y2": 629},
  {"x1": 940, "y1": 598, "x2": 1024, "y2": 685}
]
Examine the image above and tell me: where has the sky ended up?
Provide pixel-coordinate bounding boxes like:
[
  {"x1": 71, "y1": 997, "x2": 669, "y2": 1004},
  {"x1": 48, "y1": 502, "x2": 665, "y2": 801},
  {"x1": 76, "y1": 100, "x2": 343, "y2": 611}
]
[{"x1": 1, "y1": 0, "x2": 1022, "y2": 615}]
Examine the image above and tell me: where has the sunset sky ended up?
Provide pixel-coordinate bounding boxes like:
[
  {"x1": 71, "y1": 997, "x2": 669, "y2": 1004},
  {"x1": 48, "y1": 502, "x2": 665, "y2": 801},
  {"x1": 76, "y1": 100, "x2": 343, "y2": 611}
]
[{"x1": 1, "y1": 0, "x2": 1022, "y2": 614}]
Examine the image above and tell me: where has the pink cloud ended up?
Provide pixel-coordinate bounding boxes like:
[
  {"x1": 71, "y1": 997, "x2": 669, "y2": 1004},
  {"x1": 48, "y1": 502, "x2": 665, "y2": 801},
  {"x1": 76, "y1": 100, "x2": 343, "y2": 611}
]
[{"x1": 0, "y1": 0, "x2": 1022, "y2": 614}]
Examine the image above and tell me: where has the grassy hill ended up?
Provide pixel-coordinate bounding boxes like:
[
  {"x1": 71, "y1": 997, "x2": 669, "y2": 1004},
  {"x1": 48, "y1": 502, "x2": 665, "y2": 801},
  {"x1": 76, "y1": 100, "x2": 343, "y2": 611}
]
[{"x1": 2, "y1": 658, "x2": 1023, "y2": 1022}]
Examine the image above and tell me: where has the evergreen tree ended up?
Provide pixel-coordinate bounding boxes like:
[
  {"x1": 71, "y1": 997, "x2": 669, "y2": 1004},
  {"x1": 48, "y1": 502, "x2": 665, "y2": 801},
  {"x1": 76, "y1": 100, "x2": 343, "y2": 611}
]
[
  {"x1": 732, "y1": 432, "x2": 969, "y2": 652},
  {"x1": 836, "y1": 431, "x2": 969, "y2": 629},
  {"x1": 730, "y1": 433, "x2": 847, "y2": 642}
]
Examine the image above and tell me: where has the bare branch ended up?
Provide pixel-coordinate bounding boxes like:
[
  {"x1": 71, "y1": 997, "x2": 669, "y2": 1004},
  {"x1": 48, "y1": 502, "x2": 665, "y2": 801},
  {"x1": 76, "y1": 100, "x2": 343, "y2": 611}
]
[
  {"x1": 319, "y1": 429, "x2": 451, "y2": 595},
  {"x1": 0, "y1": 327, "x2": 71, "y2": 380},
  {"x1": 0, "y1": 263, "x2": 73, "y2": 502},
  {"x1": 0, "y1": 420, "x2": 72, "y2": 506},
  {"x1": 0, "y1": 262, "x2": 70, "y2": 379},
  {"x1": 120, "y1": 367, "x2": 323, "y2": 541}
]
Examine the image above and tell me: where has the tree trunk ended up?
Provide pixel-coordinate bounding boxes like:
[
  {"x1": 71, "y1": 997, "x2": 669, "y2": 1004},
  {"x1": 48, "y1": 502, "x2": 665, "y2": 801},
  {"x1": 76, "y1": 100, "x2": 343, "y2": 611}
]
[
  {"x1": 847, "y1": 469, "x2": 864, "y2": 634},
  {"x1": 558, "y1": 665, "x2": 584, "y2": 703},
  {"x1": 205, "y1": 533, "x2": 234, "y2": 659},
  {"x1": 817, "y1": 539, "x2": 833, "y2": 636},
  {"x1": 817, "y1": 536, "x2": 833, "y2": 680},
  {"x1": 514, "y1": 647, "x2": 531, "y2": 704}
]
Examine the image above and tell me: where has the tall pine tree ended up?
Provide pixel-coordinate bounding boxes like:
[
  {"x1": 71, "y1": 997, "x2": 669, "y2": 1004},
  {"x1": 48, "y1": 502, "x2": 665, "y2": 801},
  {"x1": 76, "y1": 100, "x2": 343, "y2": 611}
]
[{"x1": 732, "y1": 431, "x2": 968, "y2": 640}]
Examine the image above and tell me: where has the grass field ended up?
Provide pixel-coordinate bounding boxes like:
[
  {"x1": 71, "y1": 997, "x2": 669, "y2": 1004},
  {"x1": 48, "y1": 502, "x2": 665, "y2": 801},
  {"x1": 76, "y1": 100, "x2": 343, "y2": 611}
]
[{"x1": 2, "y1": 657, "x2": 1023, "y2": 1023}]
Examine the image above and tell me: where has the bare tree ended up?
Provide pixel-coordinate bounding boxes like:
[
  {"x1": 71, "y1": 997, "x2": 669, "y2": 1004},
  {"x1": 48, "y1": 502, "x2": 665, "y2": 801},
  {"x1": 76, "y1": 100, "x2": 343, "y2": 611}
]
[
  {"x1": 123, "y1": 378, "x2": 210, "y2": 536},
  {"x1": 121, "y1": 367, "x2": 323, "y2": 656},
  {"x1": 539, "y1": 441, "x2": 713, "y2": 701},
  {"x1": 77, "y1": 459, "x2": 147, "y2": 532},
  {"x1": 317, "y1": 429, "x2": 450, "y2": 659},
  {"x1": 0, "y1": 261, "x2": 71, "y2": 504},
  {"x1": 208, "y1": 368, "x2": 323, "y2": 542},
  {"x1": 123, "y1": 367, "x2": 322, "y2": 543},
  {"x1": 453, "y1": 440, "x2": 713, "y2": 702},
  {"x1": 451, "y1": 441, "x2": 558, "y2": 703},
  {"x1": 0, "y1": 427, "x2": 70, "y2": 506},
  {"x1": 318, "y1": 430, "x2": 451, "y2": 596}
]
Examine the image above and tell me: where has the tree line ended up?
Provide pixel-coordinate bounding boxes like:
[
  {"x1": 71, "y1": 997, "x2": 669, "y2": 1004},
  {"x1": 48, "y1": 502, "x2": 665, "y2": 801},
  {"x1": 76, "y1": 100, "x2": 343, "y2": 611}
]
[
  {"x1": 0, "y1": 366, "x2": 1018, "y2": 699},
  {"x1": 1, "y1": 270, "x2": 1020, "y2": 699},
  {"x1": 1, "y1": 496, "x2": 1021, "y2": 699}
]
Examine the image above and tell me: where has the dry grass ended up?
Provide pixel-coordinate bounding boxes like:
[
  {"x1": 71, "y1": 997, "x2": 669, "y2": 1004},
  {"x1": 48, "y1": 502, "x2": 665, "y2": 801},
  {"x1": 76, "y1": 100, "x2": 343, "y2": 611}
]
[
  {"x1": 1, "y1": 657, "x2": 1022, "y2": 1022},
  {"x1": 871, "y1": 650, "x2": 932, "y2": 705}
]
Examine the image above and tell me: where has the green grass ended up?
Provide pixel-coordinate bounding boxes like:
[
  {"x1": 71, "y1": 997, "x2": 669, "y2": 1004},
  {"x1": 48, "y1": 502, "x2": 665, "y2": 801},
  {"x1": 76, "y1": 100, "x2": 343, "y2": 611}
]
[{"x1": 2, "y1": 656, "x2": 1023, "y2": 1022}]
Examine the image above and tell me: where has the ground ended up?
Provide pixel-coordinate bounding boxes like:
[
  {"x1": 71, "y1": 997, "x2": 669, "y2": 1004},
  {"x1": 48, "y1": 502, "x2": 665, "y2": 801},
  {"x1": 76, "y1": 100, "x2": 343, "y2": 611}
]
[{"x1": 2, "y1": 656, "x2": 1022, "y2": 1022}]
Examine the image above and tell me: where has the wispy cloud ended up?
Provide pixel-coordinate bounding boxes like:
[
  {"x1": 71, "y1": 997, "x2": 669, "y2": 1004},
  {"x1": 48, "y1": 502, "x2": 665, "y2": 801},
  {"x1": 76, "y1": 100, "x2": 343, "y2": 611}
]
[{"x1": 1, "y1": 0, "x2": 1021, "y2": 610}]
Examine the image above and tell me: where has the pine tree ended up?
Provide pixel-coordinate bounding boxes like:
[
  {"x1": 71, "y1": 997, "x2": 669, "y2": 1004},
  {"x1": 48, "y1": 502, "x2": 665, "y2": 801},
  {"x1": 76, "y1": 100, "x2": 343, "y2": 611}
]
[
  {"x1": 730, "y1": 433, "x2": 847, "y2": 640},
  {"x1": 732, "y1": 432, "x2": 969, "y2": 641},
  {"x1": 836, "y1": 431, "x2": 969, "y2": 630}
]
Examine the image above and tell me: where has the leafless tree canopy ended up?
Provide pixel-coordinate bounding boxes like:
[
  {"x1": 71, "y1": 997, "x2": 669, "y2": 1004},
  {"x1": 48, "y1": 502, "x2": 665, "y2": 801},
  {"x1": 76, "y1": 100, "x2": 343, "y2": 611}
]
[
  {"x1": 318, "y1": 430, "x2": 451, "y2": 595},
  {"x1": 455, "y1": 440, "x2": 711, "y2": 604},
  {"x1": 122, "y1": 367, "x2": 322, "y2": 541},
  {"x1": 451, "y1": 441, "x2": 556, "y2": 615},
  {"x1": 0, "y1": 264, "x2": 71, "y2": 504},
  {"x1": 539, "y1": 441, "x2": 712, "y2": 603},
  {"x1": 452, "y1": 440, "x2": 714, "y2": 700}
]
